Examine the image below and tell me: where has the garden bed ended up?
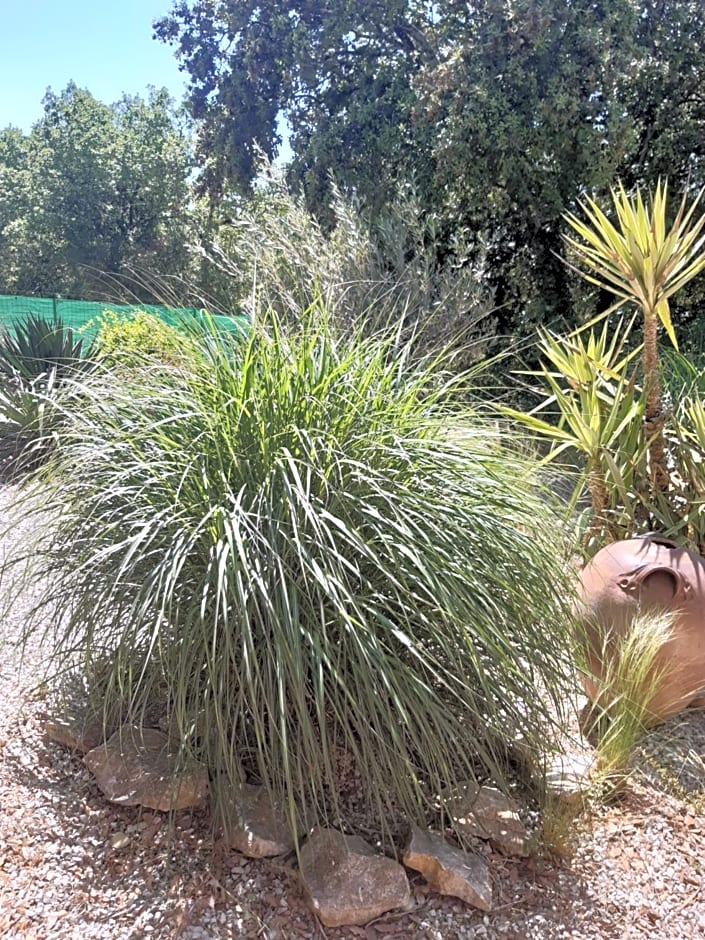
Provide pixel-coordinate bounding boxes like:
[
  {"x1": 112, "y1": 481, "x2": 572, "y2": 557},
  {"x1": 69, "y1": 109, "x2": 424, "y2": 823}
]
[{"x1": 1, "y1": 485, "x2": 705, "y2": 939}]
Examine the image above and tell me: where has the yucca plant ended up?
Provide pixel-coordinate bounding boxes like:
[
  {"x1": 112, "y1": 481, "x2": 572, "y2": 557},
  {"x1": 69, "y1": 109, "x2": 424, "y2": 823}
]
[
  {"x1": 564, "y1": 181, "x2": 705, "y2": 494},
  {"x1": 12, "y1": 307, "x2": 576, "y2": 844},
  {"x1": 661, "y1": 392, "x2": 705, "y2": 552},
  {"x1": 502, "y1": 317, "x2": 645, "y2": 547}
]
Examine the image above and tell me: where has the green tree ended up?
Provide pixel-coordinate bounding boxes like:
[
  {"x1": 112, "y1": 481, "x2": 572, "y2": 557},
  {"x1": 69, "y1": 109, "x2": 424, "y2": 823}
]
[
  {"x1": 157, "y1": 0, "x2": 705, "y2": 336},
  {"x1": 0, "y1": 126, "x2": 64, "y2": 294},
  {"x1": 409, "y1": 0, "x2": 636, "y2": 332},
  {"x1": 155, "y1": 0, "x2": 434, "y2": 208},
  {"x1": 620, "y1": 0, "x2": 705, "y2": 188},
  {"x1": 0, "y1": 84, "x2": 195, "y2": 299}
]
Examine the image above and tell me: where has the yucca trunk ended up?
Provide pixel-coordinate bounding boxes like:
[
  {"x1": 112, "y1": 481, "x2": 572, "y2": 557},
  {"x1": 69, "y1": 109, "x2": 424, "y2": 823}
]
[
  {"x1": 642, "y1": 310, "x2": 668, "y2": 491},
  {"x1": 586, "y1": 457, "x2": 614, "y2": 544}
]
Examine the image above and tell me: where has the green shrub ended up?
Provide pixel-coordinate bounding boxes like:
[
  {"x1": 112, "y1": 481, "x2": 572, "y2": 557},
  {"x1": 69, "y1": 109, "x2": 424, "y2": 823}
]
[
  {"x1": 502, "y1": 318, "x2": 646, "y2": 550},
  {"x1": 90, "y1": 309, "x2": 196, "y2": 368},
  {"x1": 14, "y1": 308, "x2": 575, "y2": 842}
]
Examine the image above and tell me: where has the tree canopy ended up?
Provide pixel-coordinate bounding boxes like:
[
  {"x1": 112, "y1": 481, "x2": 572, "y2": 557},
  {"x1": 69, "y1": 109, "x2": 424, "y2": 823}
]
[
  {"x1": 0, "y1": 84, "x2": 195, "y2": 299},
  {"x1": 156, "y1": 0, "x2": 705, "y2": 333}
]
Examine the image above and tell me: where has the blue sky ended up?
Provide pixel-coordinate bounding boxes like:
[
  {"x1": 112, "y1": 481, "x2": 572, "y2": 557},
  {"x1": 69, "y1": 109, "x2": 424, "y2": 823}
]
[{"x1": 2, "y1": 1, "x2": 187, "y2": 131}]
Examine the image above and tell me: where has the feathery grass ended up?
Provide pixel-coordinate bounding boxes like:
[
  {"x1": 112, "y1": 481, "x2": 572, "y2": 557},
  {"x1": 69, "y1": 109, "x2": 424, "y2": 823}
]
[
  {"x1": 9, "y1": 308, "x2": 576, "y2": 842},
  {"x1": 579, "y1": 609, "x2": 675, "y2": 783}
]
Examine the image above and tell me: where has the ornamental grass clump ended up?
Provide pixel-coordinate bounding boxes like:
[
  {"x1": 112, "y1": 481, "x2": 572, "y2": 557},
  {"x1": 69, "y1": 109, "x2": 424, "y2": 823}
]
[
  {"x1": 578, "y1": 609, "x2": 676, "y2": 785},
  {"x1": 12, "y1": 309, "x2": 575, "y2": 842}
]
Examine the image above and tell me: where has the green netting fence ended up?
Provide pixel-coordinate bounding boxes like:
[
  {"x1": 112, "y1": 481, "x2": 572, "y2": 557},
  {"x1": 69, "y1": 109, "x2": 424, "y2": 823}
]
[{"x1": 0, "y1": 295, "x2": 249, "y2": 344}]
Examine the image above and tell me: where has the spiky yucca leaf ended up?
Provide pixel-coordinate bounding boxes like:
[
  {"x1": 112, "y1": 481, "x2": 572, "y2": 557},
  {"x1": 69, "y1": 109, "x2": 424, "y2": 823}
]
[
  {"x1": 564, "y1": 180, "x2": 705, "y2": 493},
  {"x1": 564, "y1": 181, "x2": 705, "y2": 349},
  {"x1": 501, "y1": 318, "x2": 645, "y2": 544}
]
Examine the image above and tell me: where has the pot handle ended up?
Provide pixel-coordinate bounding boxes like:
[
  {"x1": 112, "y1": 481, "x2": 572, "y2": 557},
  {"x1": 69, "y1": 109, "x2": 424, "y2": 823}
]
[{"x1": 617, "y1": 563, "x2": 692, "y2": 602}]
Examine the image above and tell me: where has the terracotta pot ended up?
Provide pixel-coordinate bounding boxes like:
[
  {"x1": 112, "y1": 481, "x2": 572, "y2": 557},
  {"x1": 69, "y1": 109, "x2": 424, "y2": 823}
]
[{"x1": 576, "y1": 535, "x2": 705, "y2": 721}]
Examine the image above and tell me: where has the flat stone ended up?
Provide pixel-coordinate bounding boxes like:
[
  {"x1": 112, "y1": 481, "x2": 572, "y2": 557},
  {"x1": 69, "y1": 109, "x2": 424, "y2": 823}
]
[
  {"x1": 225, "y1": 782, "x2": 297, "y2": 857},
  {"x1": 44, "y1": 713, "x2": 104, "y2": 754},
  {"x1": 299, "y1": 827, "x2": 410, "y2": 927},
  {"x1": 444, "y1": 784, "x2": 529, "y2": 857},
  {"x1": 84, "y1": 725, "x2": 208, "y2": 811},
  {"x1": 545, "y1": 751, "x2": 594, "y2": 803},
  {"x1": 403, "y1": 827, "x2": 492, "y2": 910}
]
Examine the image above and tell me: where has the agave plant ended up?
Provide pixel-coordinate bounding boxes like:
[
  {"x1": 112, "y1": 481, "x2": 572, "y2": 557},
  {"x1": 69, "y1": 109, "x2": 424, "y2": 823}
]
[
  {"x1": 0, "y1": 312, "x2": 96, "y2": 386},
  {"x1": 0, "y1": 314, "x2": 98, "y2": 478},
  {"x1": 563, "y1": 181, "x2": 705, "y2": 494},
  {"x1": 12, "y1": 308, "x2": 576, "y2": 844}
]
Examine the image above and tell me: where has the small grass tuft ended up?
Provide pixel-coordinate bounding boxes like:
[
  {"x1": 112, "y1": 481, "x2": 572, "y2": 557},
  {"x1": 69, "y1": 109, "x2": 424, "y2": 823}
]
[{"x1": 578, "y1": 609, "x2": 675, "y2": 787}]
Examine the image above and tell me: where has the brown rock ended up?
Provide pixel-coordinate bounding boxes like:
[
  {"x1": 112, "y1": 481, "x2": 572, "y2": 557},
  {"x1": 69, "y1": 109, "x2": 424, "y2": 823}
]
[
  {"x1": 44, "y1": 714, "x2": 104, "y2": 754},
  {"x1": 84, "y1": 725, "x2": 208, "y2": 811},
  {"x1": 225, "y1": 782, "x2": 296, "y2": 857},
  {"x1": 299, "y1": 827, "x2": 410, "y2": 927},
  {"x1": 445, "y1": 784, "x2": 529, "y2": 857},
  {"x1": 403, "y1": 827, "x2": 492, "y2": 910}
]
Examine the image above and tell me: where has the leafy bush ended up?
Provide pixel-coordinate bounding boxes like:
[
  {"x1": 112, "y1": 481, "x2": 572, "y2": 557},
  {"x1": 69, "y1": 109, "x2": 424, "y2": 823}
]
[
  {"x1": 90, "y1": 310, "x2": 197, "y2": 368},
  {"x1": 14, "y1": 309, "x2": 575, "y2": 841}
]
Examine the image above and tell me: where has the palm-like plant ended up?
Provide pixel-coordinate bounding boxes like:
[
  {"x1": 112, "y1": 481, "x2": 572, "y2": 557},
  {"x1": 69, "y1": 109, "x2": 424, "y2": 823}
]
[
  {"x1": 564, "y1": 181, "x2": 705, "y2": 492},
  {"x1": 503, "y1": 318, "x2": 644, "y2": 545},
  {"x1": 0, "y1": 314, "x2": 98, "y2": 478},
  {"x1": 13, "y1": 309, "x2": 575, "y2": 843}
]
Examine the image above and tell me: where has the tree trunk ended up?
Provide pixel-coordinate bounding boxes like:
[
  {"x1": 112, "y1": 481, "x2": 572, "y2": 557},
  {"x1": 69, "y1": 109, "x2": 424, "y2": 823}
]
[
  {"x1": 642, "y1": 310, "x2": 668, "y2": 491},
  {"x1": 585, "y1": 457, "x2": 615, "y2": 546}
]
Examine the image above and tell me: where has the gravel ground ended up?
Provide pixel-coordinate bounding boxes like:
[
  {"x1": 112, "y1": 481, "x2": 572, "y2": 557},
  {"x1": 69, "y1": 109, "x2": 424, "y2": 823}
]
[{"x1": 1, "y1": 485, "x2": 705, "y2": 939}]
